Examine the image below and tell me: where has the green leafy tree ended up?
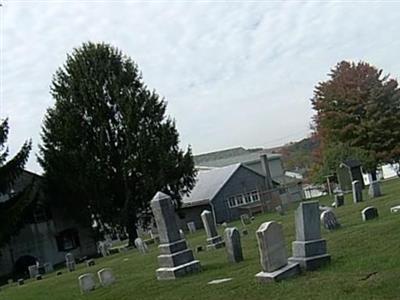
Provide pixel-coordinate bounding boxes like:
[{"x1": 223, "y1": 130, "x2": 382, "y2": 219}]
[
  {"x1": 311, "y1": 61, "x2": 400, "y2": 180},
  {"x1": 0, "y1": 119, "x2": 33, "y2": 245},
  {"x1": 38, "y1": 42, "x2": 196, "y2": 245}
]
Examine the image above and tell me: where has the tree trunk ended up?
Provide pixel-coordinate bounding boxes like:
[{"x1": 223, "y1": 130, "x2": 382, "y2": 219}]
[
  {"x1": 127, "y1": 216, "x2": 138, "y2": 247},
  {"x1": 371, "y1": 169, "x2": 377, "y2": 181}
]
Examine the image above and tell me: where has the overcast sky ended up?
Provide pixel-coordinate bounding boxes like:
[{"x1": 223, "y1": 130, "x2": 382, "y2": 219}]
[{"x1": 1, "y1": 1, "x2": 400, "y2": 173}]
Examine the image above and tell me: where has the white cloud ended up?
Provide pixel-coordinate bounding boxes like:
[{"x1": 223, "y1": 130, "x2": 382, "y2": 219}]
[{"x1": 2, "y1": 1, "x2": 400, "y2": 172}]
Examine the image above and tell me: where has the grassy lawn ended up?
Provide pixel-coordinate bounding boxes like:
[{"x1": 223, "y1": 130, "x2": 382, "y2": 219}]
[{"x1": 1, "y1": 179, "x2": 400, "y2": 300}]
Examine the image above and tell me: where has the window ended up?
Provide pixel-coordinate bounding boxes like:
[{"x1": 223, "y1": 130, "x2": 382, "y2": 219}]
[
  {"x1": 235, "y1": 195, "x2": 244, "y2": 206},
  {"x1": 244, "y1": 193, "x2": 252, "y2": 204},
  {"x1": 55, "y1": 228, "x2": 80, "y2": 252},
  {"x1": 251, "y1": 191, "x2": 260, "y2": 202},
  {"x1": 228, "y1": 197, "x2": 236, "y2": 208}
]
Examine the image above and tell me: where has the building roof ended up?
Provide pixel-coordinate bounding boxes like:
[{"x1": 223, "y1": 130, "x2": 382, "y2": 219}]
[
  {"x1": 194, "y1": 150, "x2": 281, "y2": 168},
  {"x1": 182, "y1": 163, "x2": 261, "y2": 207}
]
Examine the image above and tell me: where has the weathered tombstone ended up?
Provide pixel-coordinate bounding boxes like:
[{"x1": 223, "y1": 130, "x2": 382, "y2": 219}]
[
  {"x1": 187, "y1": 222, "x2": 196, "y2": 233},
  {"x1": 240, "y1": 214, "x2": 251, "y2": 226},
  {"x1": 334, "y1": 194, "x2": 344, "y2": 207},
  {"x1": 201, "y1": 210, "x2": 225, "y2": 250},
  {"x1": 28, "y1": 265, "x2": 39, "y2": 278},
  {"x1": 288, "y1": 201, "x2": 331, "y2": 270},
  {"x1": 221, "y1": 222, "x2": 228, "y2": 228},
  {"x1": 134, "y1": 237, "x2": 149, "y2": 254},
  {"x1": 151, "y1": 192, "x2": 201, "y2": 280},
  {"x1": 43, "y1": 262, "x2": 53, "y2": 273},
  {"x1": 275, "y1": 205, "x2": 285, "y2": 216},
  {"x1": 390, "y1": 205, "x2": 400, "y2": 213},
  {"x1": 65, "y1": 253, "x2": 76, "y2": 272},
  {"x1": 255, "y1": 221, "x2": 300, "y2": 283},
  {"x1": 78, "y1": 273, "x2": 96, "y2": 293},
  {"x1": 368, "y1": 181, "x2": 381, "y2": 198},
  {"x1": 361, "y1": 206, "x2": 378, "y2": 221},
  {"x1": 179, "y1": 229, "x2": 185, "y2": 239},
  {"x1": 224, "y1": 227, "x2": 243, "y2": 263},
  {"x1": 98, "y1": 241, "x2": 108, "y2": 257},
  {"x1": 86, "y1": 259, "x2": 95, "y2": 267},
  {"x1": 17, "y1": 279, "x2": 24, "y2": 286},
  {"x1": 7, "y1": 279, "x2": 13, "y2": 285},
  {"x1": 320, "y1": 210, "x2": 340, "y2": 230},
  {"x1": 352, "y1": 180, "x2": 363, "y2": 203},
  {"x1": 35, "y1": 274, "x2": 42, "y2": 280},
  {"x1": 97, "y1": 268, "x2": 115, "y2": 286}
]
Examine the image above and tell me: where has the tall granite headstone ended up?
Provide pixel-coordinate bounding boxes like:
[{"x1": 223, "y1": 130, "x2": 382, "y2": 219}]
[
  {"x1": 65, "y1": 253, "x2": 76, "y2": 272},
  {"x1": 368, "y1": 181, "x2": 381, "y2": 198},
  {"x1": 255, "y1": 221, "x2": 300, "y2": 283},
  {"x1": 151, "y1": 192, "x2": 201, "y2": 280},
  {"x1": 288, "y1": 201, "x2": 331, "y2": 270},
  {"x1": 224, "y1": 227, "x2": 243, "y2": 263},
  {"x1": 352, "y1": 180, "x2": 363, "y2": 203},
  {"x1": 201, "y1": 210, "x2": 225, "y2": 250}
]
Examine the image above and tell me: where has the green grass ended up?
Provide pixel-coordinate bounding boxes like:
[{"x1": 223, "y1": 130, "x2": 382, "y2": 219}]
[{"x1": 2, "y1": 179, "x2": 400, "y2": 300}]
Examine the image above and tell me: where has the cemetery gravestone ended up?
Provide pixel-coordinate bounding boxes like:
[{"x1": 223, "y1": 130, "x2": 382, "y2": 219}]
[
  {"x1": 361, "y1": 206, "x2": 379, "y2": 221},
  {"x1": 241, "y1": 214, "x2": 251, "y2": 226},
  {"x1": 86, "y1": 259, "x2": 95, "y2": 267},
  {"x1": 352, "y1": 180, "x2": 363, "y2": 203},
  {"x1": 390, "y1": 205, "x2": 400, "y2": 213},
  {"x1": 179, "y1": 229, "x2": 185, "y2": 240},
  {"x1": 255, "y1": 221, "x2": 300, "y2": 283},
  {"x1": 334, "y1": 194, "x2": 344, "y2": 207},
  {"x1": 65, "y1": 253, "x2": 76, "y2": 272},
  {"x1": 98, "y1": 268, "x2": 115, "y2": 286},
  {"x1": 368, "y1": 181, "x2": 382, "y2": 198},
  {"x1": 320, "y1": 210, "x2": 340, "y2": 230},
  {"x1": 224, "y1": 227, "x2": 243, "y2": 263},
  {"x1": 43, "y1": 262, "x2": 53, "y2": 273},
  {"x1": 134, "y1": 237, "x2": 149, "y2": 254},
  {"x1": 201, "y1": 210, "x2": 225, "y2": 250},
  {"x1": 288, "y1": 201, "x2": 331, "y2": 270},
  {"x1": 17, "y1": 279, "x2": 24, "y2": 286},
  {"x1": 28, "y1": 265, "x2": 39, "y2": 278},
  {"x1": 78, "y1": 273, "x2": 96, "y2": 293},
  {"x1": 35, "y1": 274, "x2": 42, "y2": 280},
  {"x1": 151, "y1": 192, "x2": 201, "y2": 280},
  {"x1": 187, "y1": 222, "x2": 196, "y2": 233}
]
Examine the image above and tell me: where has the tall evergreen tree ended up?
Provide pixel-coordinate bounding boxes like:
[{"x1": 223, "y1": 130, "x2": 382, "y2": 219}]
[
  {"x1": 0, "y1": 119, "x2": 33, "y2": 245},
  {"x1": 38, "y1": 42, "x2": 196, "y2": 245},
  {"x1": 311, "y1": 61, "x2": 400, "y2": 180}
]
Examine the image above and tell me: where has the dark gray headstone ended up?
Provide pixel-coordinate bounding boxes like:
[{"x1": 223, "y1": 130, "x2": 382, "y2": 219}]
[
  {"x1": 320, "y1": 210, "x2": 340, "y2": 230},
  {"x1": 334, "y1": 194, "x2": 344, "y2": 207},
  {"x1": 368, "y1": 181, "x2": 381, "y2": 198},
  {"x1": 289, "y1": 201, "x2": 331, "y2": 270},
  {"x1": 352, "y1": 180, "x2": 363, "y2": 203},
  {"x1": 361, "y1": 206, "x2": 378, "y2": 221},
  {"x1": 224, "y1": 227, "x2": 243, "y2": 263},
  {"x1": 35, "y1": 274, "x2": 42, "y2": 280},
  {"x1": 151, "y1": 192, "x2": 201, "y2": 280},
  {"x1": 65, "y1": 253, "x2": 76, "y2": 272},
  {"x1": 201, "y1": 210, "x2": 224, "y2": 250},
  {"x1": 86, "y1": 259, "x2": 95, "y2": 267}
]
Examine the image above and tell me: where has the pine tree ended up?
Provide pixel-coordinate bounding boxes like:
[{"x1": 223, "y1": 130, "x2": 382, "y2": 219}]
[
  {"x1": 38, "y1": 42, "x2": 196, "y2": 245},
  {"x1": 0, "y1": 119, "x2": 33, "y2": 245},
  {"x1": 311, "y1": 61, "x2": 400, "y2": 179}
]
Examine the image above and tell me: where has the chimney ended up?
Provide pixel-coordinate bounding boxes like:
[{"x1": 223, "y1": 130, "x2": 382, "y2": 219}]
[{"x1": 260, "y1": 154, "x2": 273, "y2": 190}]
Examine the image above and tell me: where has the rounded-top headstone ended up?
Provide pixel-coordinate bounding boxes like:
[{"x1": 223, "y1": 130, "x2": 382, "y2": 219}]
[
  {"x1": 97, "y1": 268, "x2": 115, "y2": 286},
  {"x1": 78, "y1": 273, "x2": 96, "y2": 293},
  {"x1": 361, "y1": 206, "x2": 378, "y2": 221}
]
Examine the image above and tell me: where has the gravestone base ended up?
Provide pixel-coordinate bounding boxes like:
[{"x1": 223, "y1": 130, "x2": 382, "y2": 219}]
[
  {"x1": 206, "y1": 236, "x2": 225, "y2": 250},
  {"x1": 288, "y1": 253, "x2": 331, "y2": 271},
  {"x1": 255, "y1": 262, "x2": 300, "y2": 283},
  {"x1": 156, "y1": 260, "x2": 201, "y2": 280},
  {"x1": 292, "y1": 239, "x2": 327, "y2": 257}
]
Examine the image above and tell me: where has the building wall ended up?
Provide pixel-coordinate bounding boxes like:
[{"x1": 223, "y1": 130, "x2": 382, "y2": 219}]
[
  {"x1": 0, "y1": 198, "x2": 97, "y2": 277},
  {"x1": 177, "y1": 204, "x2": 211, "y2": 231},
  {"x1": 211, "y1": 167, "x2": 267, "y2": 223}
]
